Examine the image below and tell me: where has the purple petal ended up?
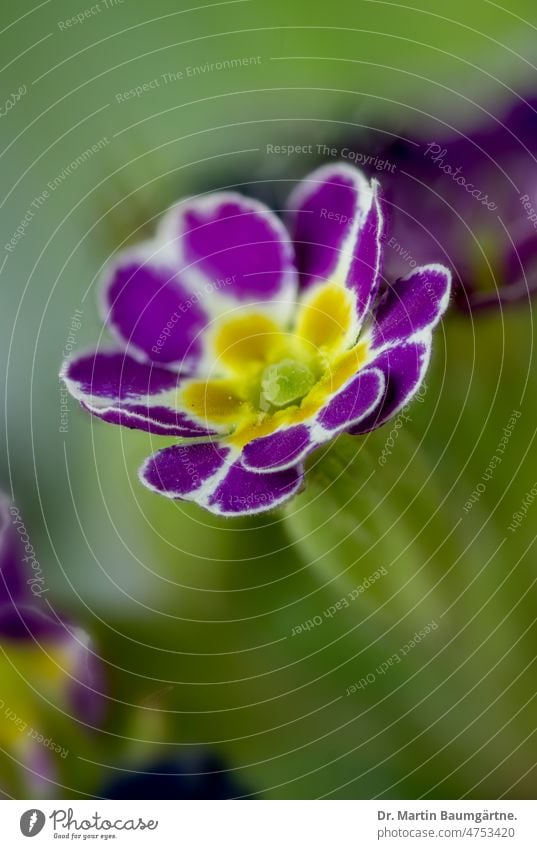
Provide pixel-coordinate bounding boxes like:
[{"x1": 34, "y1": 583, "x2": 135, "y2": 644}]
[
  {"x1": 24, "y1": 743, "x2": 57, "y2": 795},
  {"x1": 140, "y1": 442, "x2": 231, "y2": 499},
  {"x1": 241, "y1": 424, "x2": 312, "y2": 472},
  {"x1": 80, "y1": 401, "x2": 218, "y2": 438},
  {"x1": 287, "y1": 164, "x2": 385, "y2": 325},
  {"x1": 464, "y1": 231, "x2": 537, "y2": 311},
  {"x1": 0, "y1": 605, "x2": 106, "y2": 727},
  {"x1": 288, "y1": 164, "x2": 368, "y2": 288},
  {"x1": 0, "y1": 495, "x2": 107, "y2": 729},
  {"x1": 351, "y1": 340, "x2": 430, "y2": 434},
  {"x1": 62, "y1": 351, "x2": 216, "y2": 438},
  {"x1": 0, "y1": 603, "x2": 64, "y2": 641},
  {"x1": 166, "y1": 193, "x2": 297, "y2": 312},
  {"x1": 65, "y1": 625, "x2": 106, "y2": 726},
  {"x1": 102, "y1": 258, "x2": 209, "y2": 367},
  {"x1": 316, "y1": 367, "x2": 385, "y2": 434},
  {"x1": 141, "y1": 441, "x2": 303, "y2": 515},
  {"x1": 371, "y1": 264, "x2": 451, "y2": 349},
  {"x1": 63, "y1": 350, "x2": 178, "y2": 401},
  {"x1": 208, "y1": 461, "x2": 304, "y2": 516}
]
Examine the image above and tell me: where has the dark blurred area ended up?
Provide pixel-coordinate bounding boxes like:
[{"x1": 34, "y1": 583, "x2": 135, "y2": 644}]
[{"x1": 102, "y1": 753, "x2": 249, "y2": 799}]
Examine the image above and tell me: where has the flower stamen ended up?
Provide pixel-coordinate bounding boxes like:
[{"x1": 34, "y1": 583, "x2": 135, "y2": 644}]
[{"x1": 260, "y1": 358, "x2": 316, "y2": 408}]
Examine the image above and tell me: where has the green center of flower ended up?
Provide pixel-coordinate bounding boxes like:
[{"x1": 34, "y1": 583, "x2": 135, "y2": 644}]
[{"x1": 260, "y1": 358, "x2": 316, "y2": 408}]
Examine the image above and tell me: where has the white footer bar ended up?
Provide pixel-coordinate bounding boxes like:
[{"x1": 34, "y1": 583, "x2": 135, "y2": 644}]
[{"x1": 2, "y1": 799, "x2": 536, "y2": 847}]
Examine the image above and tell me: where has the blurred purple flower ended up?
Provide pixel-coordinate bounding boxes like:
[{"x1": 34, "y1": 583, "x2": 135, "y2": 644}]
[
  {"x1": 61, "y1": 164, "x2": 450, "y2": 517},
  {"x1": 0, "y1": 494, "x2": 105, "y2": 792},
  {"x1": 353, "y1": 96, "x2": 537, "y2": 311}
]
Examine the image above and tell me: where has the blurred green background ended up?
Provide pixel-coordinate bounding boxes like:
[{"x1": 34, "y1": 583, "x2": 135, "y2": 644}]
[{"x1": 1, "y1": 0, "x2": 537, "y2": 799}]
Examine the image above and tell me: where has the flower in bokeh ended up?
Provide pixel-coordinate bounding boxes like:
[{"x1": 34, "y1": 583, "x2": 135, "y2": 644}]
[
  {"x1": 0, "y1": 495, "x2": 104, "y2": 794},
  {"x1": 61, "y1": 164, "x2": 450, "y2": 516},
  {"x1": 352, "y1": 95, "x2": 537, "y2": 311}
]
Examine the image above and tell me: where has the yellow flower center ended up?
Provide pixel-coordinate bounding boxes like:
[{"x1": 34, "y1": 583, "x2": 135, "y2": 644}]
[{"x1": 178, "y1": 281, "x2": 368, "y2": 448}]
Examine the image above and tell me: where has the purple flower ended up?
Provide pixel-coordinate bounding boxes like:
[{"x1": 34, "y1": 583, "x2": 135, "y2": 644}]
[
  {"x1": 0, "y1": 495, "x2": 104, "y2": 791},
  {"x1": 61, "y1": 165, "x2": 451, "y2": 516},
  {"x1": 354, "y1": 96, "x2": 537, "y2": 311}
]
